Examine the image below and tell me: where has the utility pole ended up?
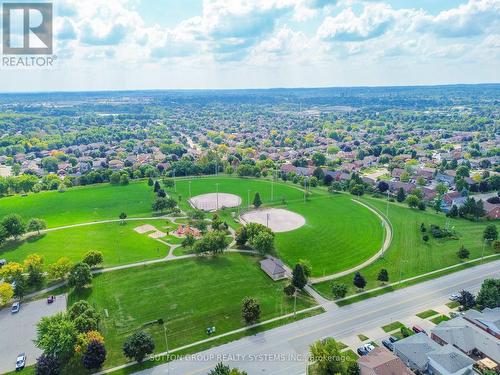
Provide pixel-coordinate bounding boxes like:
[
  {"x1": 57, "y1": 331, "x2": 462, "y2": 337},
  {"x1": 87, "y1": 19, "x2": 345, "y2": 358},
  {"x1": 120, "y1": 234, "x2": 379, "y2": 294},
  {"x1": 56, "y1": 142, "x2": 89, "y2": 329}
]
[
  {"x1": 271, "y1": 169, "x2": 275, "y2": 201},
  {"x1": 173, "y1": 169, "x2": 176, "y2": 193},
  {"x1": 216, "y1": 183, "x2": 219, "y2": 210},
  {"x1": 481, "y1": 239, "x2": 486, "y2": 263},
  {"x1": 266, "y1": 213, "x2": 270, "y2": 228},
  {"x1": 293, "y1": 291, "x2": 297, "y2": 318}
]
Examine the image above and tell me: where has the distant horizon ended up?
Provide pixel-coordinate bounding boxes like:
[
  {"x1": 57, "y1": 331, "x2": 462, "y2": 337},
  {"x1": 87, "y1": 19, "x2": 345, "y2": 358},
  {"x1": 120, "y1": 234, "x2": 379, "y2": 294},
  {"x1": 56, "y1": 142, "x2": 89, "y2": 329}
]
[
  {"x1": 1, "y1": 82, "x2": 499, "y2": 95},
  {"x1": 0, "y1": 0, "x2": 498, "y2": 92}
]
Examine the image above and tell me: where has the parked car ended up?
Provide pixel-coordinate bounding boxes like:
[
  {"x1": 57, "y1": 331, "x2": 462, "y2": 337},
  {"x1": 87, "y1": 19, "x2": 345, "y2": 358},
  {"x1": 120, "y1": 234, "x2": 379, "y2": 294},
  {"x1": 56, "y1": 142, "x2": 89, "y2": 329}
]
[
  {"x1": 382, "y1": 338, "x2": 395, "y2": 351},
  {"x1": 449, "y1": 293, "x2": 460, "y2": 301},
  {"x1": 11, "y1": 302, "x2": 20, "y2": 313},
  {"x1": 412, "y1": 325, "x2": 426, "y2": 334},
  {"x1": 47, "y1": 296, "x2": 55, "y2": 304},
  {"x1": 357, "y1": 343, "x2": 375, "y2": 356},
  {"x1": 15, "y1": 353, "x2": 26, "y2": 371},
  {"x1": 0, "y1": 259, "x2": 6, "y2": 267},
  {"x1": 388, "y1": 336, "x2": 399, "y2": 343}
]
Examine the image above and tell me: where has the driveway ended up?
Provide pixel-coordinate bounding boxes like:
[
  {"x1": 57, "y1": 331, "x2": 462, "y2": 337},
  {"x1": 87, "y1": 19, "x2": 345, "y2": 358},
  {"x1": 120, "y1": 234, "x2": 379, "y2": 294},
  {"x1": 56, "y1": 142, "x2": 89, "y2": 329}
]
[{"x1": 0, "y1": 295, "x2": 66, "y2": 373}]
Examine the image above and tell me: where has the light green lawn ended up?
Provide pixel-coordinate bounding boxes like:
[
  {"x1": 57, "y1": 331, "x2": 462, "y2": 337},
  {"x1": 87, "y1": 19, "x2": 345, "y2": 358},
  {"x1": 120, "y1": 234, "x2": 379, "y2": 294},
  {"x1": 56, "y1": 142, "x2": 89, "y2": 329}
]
[
  {"x1": 68, "y1": 253, "x2": 316, "y2": 368},
  {"x1": 313, "y1": 196, "x2": 498, "y2": 299},
  {"x1": 0, "y1": 220, "x2": 174, "y2": 266},
  {"x1": 0, "y1": 180, "x2": 154, "y2": 227},
  {"x1": 417, "y1": 310, "x2": 439, "y2": 319}
]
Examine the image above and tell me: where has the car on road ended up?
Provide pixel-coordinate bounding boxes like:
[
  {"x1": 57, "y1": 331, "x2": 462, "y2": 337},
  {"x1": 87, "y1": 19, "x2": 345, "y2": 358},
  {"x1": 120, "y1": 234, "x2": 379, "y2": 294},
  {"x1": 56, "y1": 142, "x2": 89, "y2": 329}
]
[
  {"x1": 11, "y1": 302, "x2": 20, "y2": 313},
  {"x1": 15, "y1": 353, "x2": 26, "y2": 371},
  {"x1": 357, "y1": 343, "x2": 375, "y2": 356},
  {"x1": 449, "y1": 293, "x2": 460, "y2": 301},
  {"x1": 47, "y1": 296, "x2": 56, "y2": 304}
]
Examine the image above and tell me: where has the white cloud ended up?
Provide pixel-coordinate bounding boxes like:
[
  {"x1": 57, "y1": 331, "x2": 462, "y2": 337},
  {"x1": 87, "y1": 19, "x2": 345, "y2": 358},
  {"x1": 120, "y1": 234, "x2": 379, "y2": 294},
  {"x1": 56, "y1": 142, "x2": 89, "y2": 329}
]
[{"x1": 317, "y1": 3, "x2": 395, "y2": 42}]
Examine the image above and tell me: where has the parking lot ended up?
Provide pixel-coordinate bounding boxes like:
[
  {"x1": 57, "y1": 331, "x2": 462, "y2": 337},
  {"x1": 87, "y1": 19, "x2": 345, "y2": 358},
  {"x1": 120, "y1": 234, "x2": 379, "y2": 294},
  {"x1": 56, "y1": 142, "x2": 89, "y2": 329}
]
[{"x1": 0, "y1": 295, "x2": 66, "y2": 373}]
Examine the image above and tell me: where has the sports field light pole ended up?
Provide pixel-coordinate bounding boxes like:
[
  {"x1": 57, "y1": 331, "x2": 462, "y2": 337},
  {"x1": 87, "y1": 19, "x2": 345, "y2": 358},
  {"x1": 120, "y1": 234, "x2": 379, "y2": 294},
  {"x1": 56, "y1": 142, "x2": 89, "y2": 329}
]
[
  {"x1": 158, "y1": 318, "x2": 170, "y2": 373},
  {"x1": 216, "y1": 183, "x2": 219, "y2": 210},
  {"x1": 247, "y1": 189, "x2": 250, "y2": 209},
  {"x1": 188, "y1": 180, "x2": 192, "y2": 199},
  {"x1": 271, "y1": 169, "x2": 275, "y2": 201},
  {"x1": 173, "y1": 169, "x2": 176, "y2": 193}
]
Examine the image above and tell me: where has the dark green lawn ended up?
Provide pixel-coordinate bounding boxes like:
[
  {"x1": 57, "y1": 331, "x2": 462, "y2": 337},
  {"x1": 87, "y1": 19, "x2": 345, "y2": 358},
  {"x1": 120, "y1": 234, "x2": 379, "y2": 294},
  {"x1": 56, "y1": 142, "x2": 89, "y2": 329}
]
[
  {"x1": 275, "y1": 194, "x2": 384, "y2": 277},
  {"x1": 0, "y1": 180, "x2": 153, "y2": 227},
  {"x1": 68, "y1": 253, "x2": 316, "y2": 368},
  {"x1": 0, "y1": 220, "x2": 173, "y2": 266},
  {"x1": 313, "y1": 196, "x2": 498, "y2": 299}
]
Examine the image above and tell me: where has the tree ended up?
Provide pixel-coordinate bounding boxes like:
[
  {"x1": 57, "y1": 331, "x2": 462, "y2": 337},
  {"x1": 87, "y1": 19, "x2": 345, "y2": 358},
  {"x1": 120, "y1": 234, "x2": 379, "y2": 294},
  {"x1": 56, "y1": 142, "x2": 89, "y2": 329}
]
[
  {"x1": 353, "y1": 272, "x2": 367, "y2": 290},
  {"x1": 484, "y1": 224, "x2": 498, "y2": 243},
  {"x1": 377, "y1": 181, "x2": 389, "y2": 193},
  {"x1": 0, "y1": 261, "x2": 23, "y2": 281},
  {"x1": 24, "y1": 253, "x2": 44, "y2": 286},
  {"x1": 292, "y1": 263, "x2": 307, "y2": 289},
  {"x1": 82, "y1": 250, "x2": 103, "y2": 268},
  {"x1": 433, "y1": 197, "x2": 442, "y2": 213},
  {"x1": 396, "y1": 188, "x2": 406, "y2": 202},
  {"x1": 208, "y1": 362, "x2": 248, "y2": 375},
  {"x1": 311, "y1": 152, "x2": 326, "y2": 166},
  {"x1": 0, "y1": 282, "x2": 14, "y2": 305},
  {"x1": 235, "y1": 226, "x2": 248, "y2": 246},
  {"x1": 241, "y1": 297, "x2": 260, "y2": 324},
  {"x1": 0, "y1": 224, "x2": 7, "y2": 245},
  {"x1": 283, "y1": 284, "x2": 296, "y2": 297},
  {"x1": 110, "y1": 172, "x2": 121, "y2": 185},
  {"x1": 193, "y1": 231, "x2": 228, "y2": 255},
  {"x1": 27, "y1": 218, "x2": 47, "y2": 235},
  {"x1": 458, "y1": 290, "x2": 476, "y2": 310},
  {"x1": 148, "y1": 177, "x2": 154, "y2": 187},
  {"x1": 48, "y1": 257, "x2": 73, "y2": 280},
  {"x1": 13, "y1": 274, "x2": 27, "y2": 299},
  {"x1": 152, "y1": 197, "x2": 176, "y2": 213},
  {"x1": 68, "y1": 262, "x2": 92, "y2": 290},
  {"x1": 377, "y1": 269, "x2": 389, "y2": 283},
  {"x1": 82, "y1": 340, "x2": 106, "y2": 370},
  {"x1": 331, "y1": 282, "x2": 348, "y2": 299},
  {"x1": 309, "y1": 338, "x2": 344, "y2": 374},
  {"x1": 123, "y1": 331, "x2": 155, "y2": 363},
  {"x1": 253, "y1": 192, "x2": 262, "y2": 208},
  {"x1": 1, "y1": 214, "x2": 26, "y2": 239},
  {"x1": 119, "y1": 212, "x2": 127, "y2": 225},
  {"x1": 35, "y1": 354, "x2": 60, "y2": 375},
  {"x1": 406, "y1": 195, "x2": 420, "y2": 208},
  {"x1": 457, "y1": 245, "x2": 470, "y2": 259},
  {"x1": 36, "y1": 313, "x2": 78, "y2": 360},
  {"x1": 298, "y1": 259, "x2": 312, "y2": 278},
  {"x1": 448, "y1": 204, "x2": 459, "y2": 218},
  {"x1": 476, "y1": 279, "x2": 500, "y2": 309},
  {"x1": 347, "y1": 362, "x2": 361, "y2": 375},
  {"x1": 250, "y1": 231, "x2": 274, "y2": 254},
  {"x1": 181, "y1": 233, "x2": 196, "y2": 249},
  {"x1": 153, "y1": 180, "x2": 161, "y2": 193}
]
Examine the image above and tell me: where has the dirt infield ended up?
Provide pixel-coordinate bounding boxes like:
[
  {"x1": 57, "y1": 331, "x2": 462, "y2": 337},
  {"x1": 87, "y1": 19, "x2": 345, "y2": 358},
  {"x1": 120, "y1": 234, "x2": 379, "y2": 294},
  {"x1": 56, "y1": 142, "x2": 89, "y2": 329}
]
[
  {"x1": 189, "y1": 193, "x2": 242, "y2": 211},
  {"x1": 134, "y1": 224, "x2": 156, "y2": 234},
  {"x1": 240, "y1": 208, "x2": 305, "y2": 233}
]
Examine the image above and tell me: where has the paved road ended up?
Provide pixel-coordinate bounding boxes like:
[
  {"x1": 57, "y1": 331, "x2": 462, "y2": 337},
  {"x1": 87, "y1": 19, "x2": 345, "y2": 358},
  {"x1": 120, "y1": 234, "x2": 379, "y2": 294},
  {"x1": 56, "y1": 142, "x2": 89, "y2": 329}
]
[
  {"x1": 0, "y1": 295, "x2": 66, "y2": 374},
  {"x1": 135, "y1": 260, "x2": 500, "y2": 375}
]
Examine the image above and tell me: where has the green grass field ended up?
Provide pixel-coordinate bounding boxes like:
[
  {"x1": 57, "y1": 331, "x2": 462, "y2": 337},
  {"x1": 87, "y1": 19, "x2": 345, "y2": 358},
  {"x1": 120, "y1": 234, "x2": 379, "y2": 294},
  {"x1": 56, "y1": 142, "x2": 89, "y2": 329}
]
[
  {"x1": 0, "y1": 220, "x2": 173, "y2": 266},
  {"x1": 68, "y1": 253, "x2": 316, "y2": 368},
  {"x1": 417, "y1": 310, "x2": 439, "y2": 319},
  {"x1": 173, "y1": 177, "x2": 384, "y2": 276},
  {"x1": 313, "y1": 196, "x2": 498, "y2": 299},
  {"x1": 0, "y1": 180, "x2": 153, "y2": 227}
]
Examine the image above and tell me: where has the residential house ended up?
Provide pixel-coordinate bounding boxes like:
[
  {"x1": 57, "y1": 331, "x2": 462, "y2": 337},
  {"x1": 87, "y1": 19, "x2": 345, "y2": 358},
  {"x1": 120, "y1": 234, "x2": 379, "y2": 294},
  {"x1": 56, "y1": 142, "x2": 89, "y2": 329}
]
[
  {"x1": 358, "y1": 347, "x2": 413, "y2": 375},
  {"x1": 389, "y1": 181, "x2": 416, "y2": 194},
  {"x1": 431, "y1": 308, "x2": 500, "y2": 365},
  {"x1": 394, "y1": 332, "x2": 440, "y2": 373},
  {"x1": 427, "y1": 344, "x2": 475, "y2": 375},
  {"x1": 483, "y1": 202, "x2": 500, "y2": 220}
]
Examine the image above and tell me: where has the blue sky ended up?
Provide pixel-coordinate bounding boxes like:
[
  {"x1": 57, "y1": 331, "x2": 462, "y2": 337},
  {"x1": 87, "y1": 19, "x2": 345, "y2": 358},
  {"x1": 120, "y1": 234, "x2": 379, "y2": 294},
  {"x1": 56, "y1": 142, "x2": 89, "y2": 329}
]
[{"x1": 1, "y1": 0, "x2": 499, "y2": 92}]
